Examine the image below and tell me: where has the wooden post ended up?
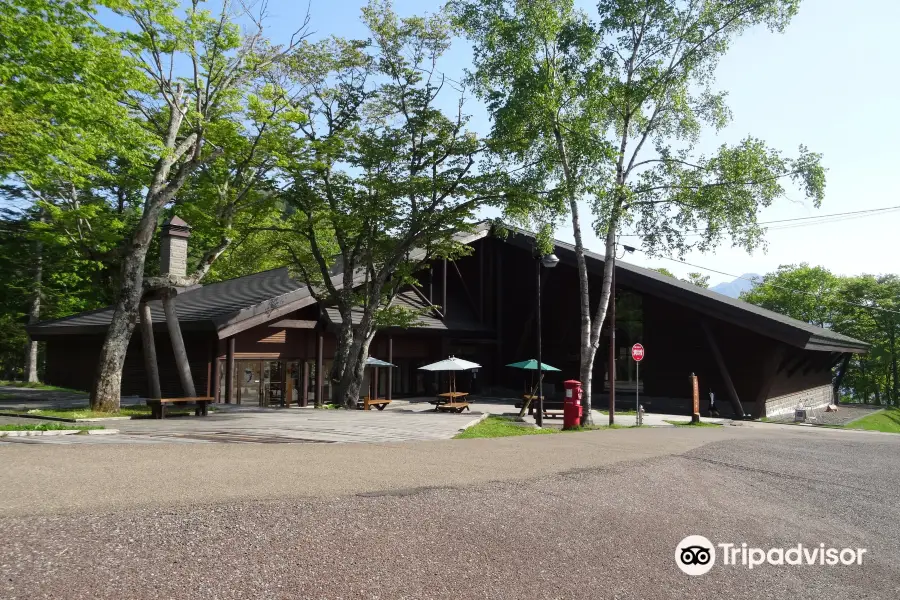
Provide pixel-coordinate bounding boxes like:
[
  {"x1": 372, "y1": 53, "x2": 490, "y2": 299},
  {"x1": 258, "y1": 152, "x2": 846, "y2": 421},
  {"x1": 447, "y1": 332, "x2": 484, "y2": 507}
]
[
  {"x1": 163, "y1": 290, "x2": 196, "y2": 397},
  {"x1": 301, "y1": 361, "x2": 309, "y2": 407},
  {"x1": 285, "y1": 362, "x2": 294, "y2": 408},
  {"x1": 139, "y1": 301, "x2": 162, "y2": 399},
  {"x1": 315, "y1": 331, "x2": 324, "y2": 407},
  {"x1": 442, "y1": 258, "x2": 448, "y2": 318},
  {"x1": 700, "y1": 320, "x2": 744, "y2": 418},
  {"x1": 387, "y1": 336, "x2": 393, "y2": 401},
  {"x1": 691, "y1": 373, "x2": 700, "y2": 423},
  {"x1": 374, "y1": 366, "x2": 379, "y2": 402},
  {"x1": 213, "y1": 345, "x2": 221, "y2": 403},
  {"x1": 206, "y1": 340, "x2": 213, "y2": 398},
  {"x1": 225, "y1": 336, "x2": 235, "y2": 404},
  {"x1": 478, "y1": 239, "x2": 485, "y2": 323}
]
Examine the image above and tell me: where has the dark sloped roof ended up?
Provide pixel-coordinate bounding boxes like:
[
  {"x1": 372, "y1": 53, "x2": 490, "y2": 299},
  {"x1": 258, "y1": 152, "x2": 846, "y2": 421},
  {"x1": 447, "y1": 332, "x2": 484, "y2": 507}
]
[
  {"x1": 503, "y1": 228, "x2": 868, "y2": 353},
  {"x1": 28, "y1": 220, "x2": 867, "y2": 353},
  {"x1": 28, "y1": 268, "x2": 312, "y2": 337},
  {"x1": 28, "y1": 222, "x2": 493, "y2": 339},
  {"x1": 323, "y1": 288, "x2": 490, "y2": 333}
]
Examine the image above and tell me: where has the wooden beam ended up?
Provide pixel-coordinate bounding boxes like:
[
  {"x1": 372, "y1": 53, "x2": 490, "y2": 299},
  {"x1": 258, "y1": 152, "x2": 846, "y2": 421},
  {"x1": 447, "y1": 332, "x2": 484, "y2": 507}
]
[
  {"x1": 786, "y1": 354, "x2": 810, "y2": 378},
  {"x1": 163, "y1": 290, "x2": 196, "y2": 397},
  {"x1": 225, "y1": 336, "x2": 235, "y2": 404},
  {"x1": 139, "y1": 302, "x2": 161, "y2": 400},
  {"x1": 751, "y1": 343, "x2": 787, "y2": 419},
  {"x1": 269, "y1": 319, "x2": 317, "y2": 329},
  {"x1": 450, "y1": 259, "x2": 480, "y2": 318},
  {"x1": 700, "y1": 320, "x2": 745, "y2": 417},
  {"x1": 410, "y1": 285, "x2": 443, "y2": 318}
]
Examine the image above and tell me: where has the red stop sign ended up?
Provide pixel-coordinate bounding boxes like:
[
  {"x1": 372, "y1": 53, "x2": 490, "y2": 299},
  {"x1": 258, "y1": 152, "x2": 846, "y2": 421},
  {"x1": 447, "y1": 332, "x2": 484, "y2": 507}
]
[{"x1": 631, "y1": 343, "x2": 645, "y2": 362}]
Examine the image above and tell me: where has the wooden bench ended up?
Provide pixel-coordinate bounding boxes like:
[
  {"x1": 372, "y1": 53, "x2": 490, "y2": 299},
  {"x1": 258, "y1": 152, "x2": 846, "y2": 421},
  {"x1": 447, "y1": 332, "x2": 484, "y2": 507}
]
[
  {"x1": 436, "y1": 402, "x2": 470, "y2": 413},
  {"x1": 358, "y1": 397, "x2": 392, "y2": 411},
  {"x1": 146, "y1": 397, "x2": 214, "y2": 419}
]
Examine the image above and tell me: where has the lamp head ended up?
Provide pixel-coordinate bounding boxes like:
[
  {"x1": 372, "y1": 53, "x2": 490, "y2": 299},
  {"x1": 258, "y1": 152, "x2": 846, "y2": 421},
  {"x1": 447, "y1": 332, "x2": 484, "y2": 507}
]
[{"x1": 540, "y1": 253, "x2": 560, "y2": 268}]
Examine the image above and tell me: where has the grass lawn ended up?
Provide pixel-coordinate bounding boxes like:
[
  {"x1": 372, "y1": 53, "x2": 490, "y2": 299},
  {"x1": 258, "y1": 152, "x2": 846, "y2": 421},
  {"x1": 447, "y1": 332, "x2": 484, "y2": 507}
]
[
  {"x1": 0, "y1": 423, "x2": 103, "y2": 432},
  {"x1": 21, "y1": 404, "x2": 206, "y2": 420},
  {"x1": 663, "y1": 419, "x2": 722, "y2": 427},
  {"x1": 0, "y1": 380, "x2": 86, "y2": 394},
  {"x1": 455, "y1": 416, "x2": 630, "y2": 439},
  {"x1": 845, "y1": 408, "x2": 900, "y2": 434}
]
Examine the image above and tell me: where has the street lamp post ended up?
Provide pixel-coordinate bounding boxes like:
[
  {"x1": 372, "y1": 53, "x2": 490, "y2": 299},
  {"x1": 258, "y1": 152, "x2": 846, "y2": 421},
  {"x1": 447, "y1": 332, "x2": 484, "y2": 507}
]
[{"x1": 536, "y1": 253, "x2": 559, "y2": 427}]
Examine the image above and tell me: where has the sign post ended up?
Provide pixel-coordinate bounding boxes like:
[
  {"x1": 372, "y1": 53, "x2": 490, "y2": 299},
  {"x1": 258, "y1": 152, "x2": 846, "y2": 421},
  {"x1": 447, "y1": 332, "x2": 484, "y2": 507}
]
[{"x1": 631, "y1": 343, "x2": 644, "y2": 426}]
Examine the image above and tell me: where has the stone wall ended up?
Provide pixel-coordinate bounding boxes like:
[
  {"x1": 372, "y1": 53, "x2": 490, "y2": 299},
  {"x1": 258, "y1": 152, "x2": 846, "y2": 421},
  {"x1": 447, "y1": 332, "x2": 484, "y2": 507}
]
[{"x1": 765, "y1": 384, "x2": 832, "y2": 418}]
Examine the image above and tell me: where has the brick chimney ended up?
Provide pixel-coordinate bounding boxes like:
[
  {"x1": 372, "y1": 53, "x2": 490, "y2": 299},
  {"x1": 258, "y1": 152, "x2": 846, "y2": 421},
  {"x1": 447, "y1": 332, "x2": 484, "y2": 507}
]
[{"x1": 160, "y1": 216, "x2": 191, "y2": 278}]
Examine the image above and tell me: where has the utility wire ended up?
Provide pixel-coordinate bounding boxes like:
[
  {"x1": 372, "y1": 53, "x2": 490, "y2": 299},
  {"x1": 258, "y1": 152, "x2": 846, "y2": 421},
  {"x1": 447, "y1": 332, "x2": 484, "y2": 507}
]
[
  {"x1": 620, "y1": 204, "x2": 900, "y2": 237},
  {"x1": 635, "y1": 250, "x2": 900, "y2": 316}
]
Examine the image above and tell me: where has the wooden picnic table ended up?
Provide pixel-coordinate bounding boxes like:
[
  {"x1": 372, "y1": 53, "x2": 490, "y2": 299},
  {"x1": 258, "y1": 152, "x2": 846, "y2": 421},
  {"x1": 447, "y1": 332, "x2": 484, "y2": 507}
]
[{"x1": 434, "y1": 391, "x2": 470, "y2": 413}]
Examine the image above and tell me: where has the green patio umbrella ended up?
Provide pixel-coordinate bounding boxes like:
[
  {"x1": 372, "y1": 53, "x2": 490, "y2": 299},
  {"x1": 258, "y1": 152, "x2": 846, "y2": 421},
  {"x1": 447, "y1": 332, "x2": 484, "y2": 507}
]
[
  {"x1": 506, "y1": 359, "x2": 561, "y2": 372},
  {"x1": 507, "y1": 360, "x2": 561, "y2": 414}
]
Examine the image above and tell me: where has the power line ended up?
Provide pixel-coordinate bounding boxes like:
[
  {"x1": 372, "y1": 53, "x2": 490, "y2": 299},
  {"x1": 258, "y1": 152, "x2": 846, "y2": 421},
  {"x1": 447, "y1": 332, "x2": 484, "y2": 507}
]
[
  {"x1": 620, "y1": 204, "x2": 900, "y2": 237},
  {"x1": 636, "y1": 250, "x2": 900, "y2": 316}
]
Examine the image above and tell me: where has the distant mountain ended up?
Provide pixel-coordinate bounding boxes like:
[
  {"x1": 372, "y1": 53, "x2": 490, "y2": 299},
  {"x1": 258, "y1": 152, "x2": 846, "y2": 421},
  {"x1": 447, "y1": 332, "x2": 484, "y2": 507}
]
[{"x1": 710, "y1": 273, "x2": 761, "y2": 298}]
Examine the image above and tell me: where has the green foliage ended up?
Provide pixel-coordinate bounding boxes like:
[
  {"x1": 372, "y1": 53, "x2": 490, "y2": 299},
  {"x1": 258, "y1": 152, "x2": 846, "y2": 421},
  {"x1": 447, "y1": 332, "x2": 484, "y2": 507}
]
[
  {"x1": 742, "y1": 265, "x2": 900, "y2": 405},
  {"x1": 269, "y1": 2, "x2": 518, "y2": 343},
  {"x1": 684, "y1": 272, "x2": 710, "y2": 289}
]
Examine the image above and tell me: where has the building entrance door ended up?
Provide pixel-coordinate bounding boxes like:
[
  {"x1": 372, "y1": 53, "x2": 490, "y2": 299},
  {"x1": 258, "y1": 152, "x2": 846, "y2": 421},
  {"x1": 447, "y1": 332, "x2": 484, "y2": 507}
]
[{"x1": 262, "y1": 360, "x2": 285, "y2": 407}]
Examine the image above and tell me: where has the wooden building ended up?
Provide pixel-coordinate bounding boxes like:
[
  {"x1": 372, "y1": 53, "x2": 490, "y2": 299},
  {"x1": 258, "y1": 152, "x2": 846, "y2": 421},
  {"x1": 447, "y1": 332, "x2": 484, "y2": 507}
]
[{"x1": 28, "y1": 222, "x2": 868, "y2": 418}]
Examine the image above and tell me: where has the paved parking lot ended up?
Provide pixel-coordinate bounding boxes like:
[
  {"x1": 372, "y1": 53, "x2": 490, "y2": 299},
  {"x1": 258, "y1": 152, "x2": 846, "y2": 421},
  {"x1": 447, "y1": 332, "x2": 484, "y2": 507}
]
[{"x1": 2, "y1": 424, "x2": 898, "y2": 599}]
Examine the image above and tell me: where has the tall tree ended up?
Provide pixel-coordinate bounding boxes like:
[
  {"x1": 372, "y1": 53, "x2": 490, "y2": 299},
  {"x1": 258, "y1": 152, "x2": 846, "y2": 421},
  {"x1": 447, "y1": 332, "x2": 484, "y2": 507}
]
[
  {"x1": 84, "y1": 0, "x2": 308, "y2": 410},
  {"x1": 270, "y1": 0, "x2": 520, "y2": 408},
  {"x1": 455, "y1": 0, "x2": 824, "y2": 422}
]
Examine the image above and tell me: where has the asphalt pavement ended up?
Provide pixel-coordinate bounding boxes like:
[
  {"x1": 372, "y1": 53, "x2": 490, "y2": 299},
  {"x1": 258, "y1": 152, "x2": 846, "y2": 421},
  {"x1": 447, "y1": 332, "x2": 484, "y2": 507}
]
[{"x1": 1, "y1": 424, "x2": 898, "y2": 599}]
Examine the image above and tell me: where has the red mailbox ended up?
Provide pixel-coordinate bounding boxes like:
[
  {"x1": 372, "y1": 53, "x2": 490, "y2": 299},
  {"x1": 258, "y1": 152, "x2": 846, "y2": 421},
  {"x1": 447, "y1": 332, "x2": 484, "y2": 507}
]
[{"x1": 563, "y1": 379, "x2": 583, "y2": 429}]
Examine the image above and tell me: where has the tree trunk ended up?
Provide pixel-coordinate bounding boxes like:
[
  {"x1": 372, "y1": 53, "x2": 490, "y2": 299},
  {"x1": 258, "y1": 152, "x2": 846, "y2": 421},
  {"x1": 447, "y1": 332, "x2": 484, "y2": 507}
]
[
  {"x1": 330, "y1": 308, "x2": 354, "y2": 390},
  {"x1": 337, "y1": 328, "x2": 376, "y2": 409},
  {"x1": 24, "y1": 237, "x2": 43, "y2": 383},
  {"x1": 90, "y1": 205, "x2": 162, "y2": 411},
  {"x1": 139, "y1": 301, "x2": 162, "y2": 399},
  {"x1": 554, "y1": 125, "x2": 594, "y2": 426},
  {"x1": 163, "y1": 289, "x2": 196, "y2": 397}
]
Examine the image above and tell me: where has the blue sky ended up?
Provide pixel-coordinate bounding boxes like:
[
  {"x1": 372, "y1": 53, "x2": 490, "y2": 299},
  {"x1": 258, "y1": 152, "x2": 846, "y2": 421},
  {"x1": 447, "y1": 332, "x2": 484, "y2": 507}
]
[{"x1": 261, "y1": 0, "x2": 899, "y2": 284}]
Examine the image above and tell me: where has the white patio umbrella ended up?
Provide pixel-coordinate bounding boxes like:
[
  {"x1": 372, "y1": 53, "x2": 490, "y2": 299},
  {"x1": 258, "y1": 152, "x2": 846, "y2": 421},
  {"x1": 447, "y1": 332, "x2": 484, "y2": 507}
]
[{"x1": 418, "y1": 356, "x2": 481, "y2": 395}]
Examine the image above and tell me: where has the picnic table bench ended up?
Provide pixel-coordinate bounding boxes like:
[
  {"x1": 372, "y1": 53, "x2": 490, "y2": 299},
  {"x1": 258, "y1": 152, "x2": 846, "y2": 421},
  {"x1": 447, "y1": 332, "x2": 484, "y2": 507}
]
[
  {"x1": 515, "y1": 395, "x2": 564, "y2": 416},
  {"x1": 146, "y1": 397, "x2": 214, "y2": 419},
  {"x1": 433, "y1": 392, "x2": 470, "y2": 413},
  {"x1": 357, "y1": 397, "x2": 392, "y2": 411}
]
